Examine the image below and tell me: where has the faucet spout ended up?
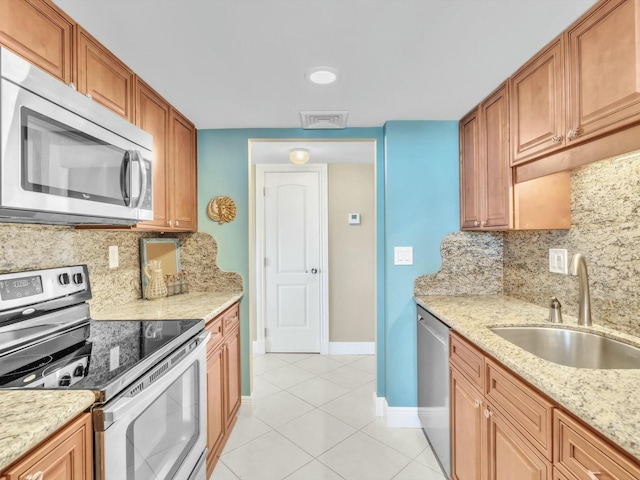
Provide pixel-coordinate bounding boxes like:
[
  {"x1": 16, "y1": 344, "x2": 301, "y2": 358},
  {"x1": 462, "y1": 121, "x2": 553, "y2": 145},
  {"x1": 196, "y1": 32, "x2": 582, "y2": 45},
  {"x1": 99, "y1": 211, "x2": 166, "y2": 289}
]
[{"x1": 569, "y1": 253, "x2": 592, "y2": 326}]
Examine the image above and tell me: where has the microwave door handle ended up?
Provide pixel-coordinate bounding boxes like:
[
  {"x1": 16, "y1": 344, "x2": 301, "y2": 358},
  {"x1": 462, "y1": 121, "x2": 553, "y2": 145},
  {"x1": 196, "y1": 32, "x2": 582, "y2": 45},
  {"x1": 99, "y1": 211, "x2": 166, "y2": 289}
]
[
  {"x1": 119, "y1": 152, "x2": 132, "y2": 207},
  {"x1": 135, "y1": 150, "x2": 148, "y2": 209}
]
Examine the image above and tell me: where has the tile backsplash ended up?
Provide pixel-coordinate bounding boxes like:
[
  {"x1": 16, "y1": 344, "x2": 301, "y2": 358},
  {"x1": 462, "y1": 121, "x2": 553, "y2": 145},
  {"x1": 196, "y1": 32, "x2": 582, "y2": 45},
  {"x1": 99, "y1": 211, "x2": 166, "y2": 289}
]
[
  {"x1": 0, "y1": 225, "x2": 241, "y2": 312},
  {"x1": 503, "y1": 151, "x2": 640, "y2": 336}
]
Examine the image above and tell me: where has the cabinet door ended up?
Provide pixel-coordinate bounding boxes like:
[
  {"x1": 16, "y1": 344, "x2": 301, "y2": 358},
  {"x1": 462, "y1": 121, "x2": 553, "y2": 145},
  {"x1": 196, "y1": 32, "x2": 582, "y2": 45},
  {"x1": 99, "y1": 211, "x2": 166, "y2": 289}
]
[
  {"x1": 206, "y1": 345, "x2": 225, "y2": 479},
  {"x1": 566, "y1": 0, "x2": 640, "y2": 144},
  {"x1": 481, "y1": 83, "x2": 512, "y2": 229},
  {"x1": 510, "y1": 37, "x2": 565, "y2": 165},
  {"x1": 135, "y1": 79, "x2": 170, "y2": 230},
  {"x1": 450, "y1": 366, "x2": 485, "y2": 480},
  {"x1": 554, "y1": 409, "x2": 640, "y2": 480},
  {"x1": 76, "y1": 26, "x2": 134, "y2": 121},
  {"x1": 460, "y1": 108, "x2": 482, "y2": 230},
  {"x1": 224, "y1": 326, "x2": 241, "y2": 429},
  {"x1": 169, "y1": 108, "x2": 198, "y2": 232},
  {"x1": 486, "y1": 405, "x2": 551, "y2": 480},
  {"x1": 2, "y1": 413, "x2": 92, "y2": 480},
  {"x1": 0, "y1": 0, "x2": 74, "y2": 84}
]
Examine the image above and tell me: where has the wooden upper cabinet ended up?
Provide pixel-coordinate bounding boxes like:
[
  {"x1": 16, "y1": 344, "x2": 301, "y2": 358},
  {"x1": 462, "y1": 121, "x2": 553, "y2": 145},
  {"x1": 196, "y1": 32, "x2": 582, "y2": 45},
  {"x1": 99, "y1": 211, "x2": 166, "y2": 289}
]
[
  {"x1": 169, "y1": 108, "x2": 198, "y2": 231},
  {"x1": 460, "y1": 108, "x2": 482, "y2": 229},
  {"x1": 135, "y1": 79, "x2": 170, "y2": 230},
  {"x1": 0, "y1": 0, "x2": 74, "y2": 84},
  {"x1": 510, "y1": 36, "x2": 565, "y2": 165},
  {"x1": 566, "y1": 0, "x2": 640, "y2": 144},
  {"x1": 481, "y1": 83, "x2": 511, "y2": 229},
  {"x1": 76, "y1": 26, "x2": 134, "y2": 121}
]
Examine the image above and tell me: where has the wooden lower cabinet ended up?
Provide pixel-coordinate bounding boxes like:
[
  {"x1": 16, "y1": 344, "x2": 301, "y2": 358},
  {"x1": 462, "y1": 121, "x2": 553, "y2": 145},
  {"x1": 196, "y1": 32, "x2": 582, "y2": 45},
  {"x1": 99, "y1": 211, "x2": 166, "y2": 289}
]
[
  {"x1": 450, "y1": 331, "x2": 640, "y2": 480},
  {"x1": 206, "y1": 302, "x2": 242, "y2": 478},
  {"x1": 1, "y1": 413, "x2": 92, "y2": 480},
  {"x1": 451, "y1": 366, "x2": 484, "y2": 480}
]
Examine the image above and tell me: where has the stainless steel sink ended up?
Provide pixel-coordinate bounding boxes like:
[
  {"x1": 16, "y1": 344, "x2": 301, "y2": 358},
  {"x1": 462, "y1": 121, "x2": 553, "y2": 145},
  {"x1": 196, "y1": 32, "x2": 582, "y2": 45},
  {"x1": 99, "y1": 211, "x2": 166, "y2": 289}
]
[{"x1": 489, "y1": 326, "x2": 640, "y2": 369}]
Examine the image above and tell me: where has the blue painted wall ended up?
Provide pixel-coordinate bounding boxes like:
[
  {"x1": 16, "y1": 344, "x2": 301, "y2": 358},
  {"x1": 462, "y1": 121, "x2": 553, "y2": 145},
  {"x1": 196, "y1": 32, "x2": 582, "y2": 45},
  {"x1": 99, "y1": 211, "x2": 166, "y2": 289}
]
[
  {"x1": 197, "y1": 122, "x2": 459, "y2": 405},
  {"x1": 383, "y1": 121, "x2": 459, "y2": 407},
  {"x1": 197, "y1": 128, "x2": 385, "y2": 396}
]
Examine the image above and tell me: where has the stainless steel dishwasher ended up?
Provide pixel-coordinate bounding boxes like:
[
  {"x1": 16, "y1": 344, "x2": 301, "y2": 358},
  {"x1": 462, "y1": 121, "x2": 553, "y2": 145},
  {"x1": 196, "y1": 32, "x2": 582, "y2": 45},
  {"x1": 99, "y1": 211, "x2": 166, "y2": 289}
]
[{"x1": 417, "y1": 304, "x2": 451, "y2": 478}]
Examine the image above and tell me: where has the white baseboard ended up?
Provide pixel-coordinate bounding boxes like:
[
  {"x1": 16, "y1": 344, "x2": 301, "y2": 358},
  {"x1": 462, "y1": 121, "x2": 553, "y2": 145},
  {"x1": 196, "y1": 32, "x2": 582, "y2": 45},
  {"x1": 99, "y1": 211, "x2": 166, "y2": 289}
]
[
  {"x1": 328, "y1": 342, "x2": 375, "y2": 355},
  {"x1": 374, "y1": 395, "x2": 386, "y2": 417},
  {"x1": 253, "y1": 339, "x2": 265, "y2": 354},
  {"x1": 239, "y1": 396, "x2": 254, "y2": 415},
  {"x1": 384, "y1": 405, "x2": 421, "y2": 428}
]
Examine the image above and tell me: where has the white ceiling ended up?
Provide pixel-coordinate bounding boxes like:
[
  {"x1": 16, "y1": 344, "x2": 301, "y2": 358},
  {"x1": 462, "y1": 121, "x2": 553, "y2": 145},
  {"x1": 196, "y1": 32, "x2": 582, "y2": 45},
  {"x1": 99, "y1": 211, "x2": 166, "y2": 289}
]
[{"x1": 53, "y1": 0, "x2": 598, "y2": 131}]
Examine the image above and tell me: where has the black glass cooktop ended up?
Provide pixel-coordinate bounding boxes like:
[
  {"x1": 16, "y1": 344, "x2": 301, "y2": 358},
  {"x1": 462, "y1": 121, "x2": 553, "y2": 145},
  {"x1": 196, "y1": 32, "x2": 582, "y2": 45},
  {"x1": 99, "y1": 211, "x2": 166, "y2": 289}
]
[{"x1": 0, "y1": 319, "x2": 202, "y2": 403}]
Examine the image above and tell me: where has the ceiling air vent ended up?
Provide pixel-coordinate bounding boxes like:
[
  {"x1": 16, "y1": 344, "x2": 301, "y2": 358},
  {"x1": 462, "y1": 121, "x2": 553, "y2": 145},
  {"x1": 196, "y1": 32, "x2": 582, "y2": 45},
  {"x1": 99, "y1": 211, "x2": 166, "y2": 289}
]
[{"x1": 300, "y1": 111, "x2": 349, "y2": 129}]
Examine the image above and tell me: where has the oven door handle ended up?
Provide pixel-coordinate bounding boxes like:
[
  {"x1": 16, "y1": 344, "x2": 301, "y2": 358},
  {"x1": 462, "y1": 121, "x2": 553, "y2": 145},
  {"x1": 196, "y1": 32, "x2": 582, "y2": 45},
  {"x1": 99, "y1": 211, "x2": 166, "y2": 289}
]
[{"x1": 94, "y1": 331, "x2": 210, "y2": 430}]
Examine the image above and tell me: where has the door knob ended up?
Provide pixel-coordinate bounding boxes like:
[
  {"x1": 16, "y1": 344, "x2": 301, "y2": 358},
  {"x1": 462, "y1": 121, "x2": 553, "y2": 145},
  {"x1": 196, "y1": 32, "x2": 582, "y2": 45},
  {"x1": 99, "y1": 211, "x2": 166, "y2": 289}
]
[{"x1": 311, "y1": 268, "x2": 318, "y2": 274}]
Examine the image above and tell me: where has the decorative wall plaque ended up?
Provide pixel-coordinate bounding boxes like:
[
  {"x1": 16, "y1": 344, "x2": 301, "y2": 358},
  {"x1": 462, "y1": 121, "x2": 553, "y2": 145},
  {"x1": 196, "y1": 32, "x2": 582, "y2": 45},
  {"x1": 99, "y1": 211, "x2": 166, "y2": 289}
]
[{"x1": 207, "y1": 196, "x2": 237, "y2": 224}]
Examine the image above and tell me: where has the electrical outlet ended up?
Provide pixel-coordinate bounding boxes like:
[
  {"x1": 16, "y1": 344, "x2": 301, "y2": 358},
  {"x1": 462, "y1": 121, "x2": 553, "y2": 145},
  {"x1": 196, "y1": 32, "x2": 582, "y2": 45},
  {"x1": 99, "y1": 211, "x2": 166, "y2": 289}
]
[
  {"x1": 108, "y1": 245, "x2": 119, "y2": 269},
  {"x1": 549, "y1": 249, "x2": 568, "y2": 274}
]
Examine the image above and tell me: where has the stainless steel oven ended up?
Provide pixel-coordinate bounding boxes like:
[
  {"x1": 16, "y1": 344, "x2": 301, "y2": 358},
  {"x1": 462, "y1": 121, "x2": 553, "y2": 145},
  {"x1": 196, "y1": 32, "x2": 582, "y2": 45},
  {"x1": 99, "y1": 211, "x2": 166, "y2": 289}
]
[
  {"x1": 0, "y1": 265, "x2": 208, "y2": 480},
  {"x1": 0, "y1": 47, "x2": 153, "y2": 225}
]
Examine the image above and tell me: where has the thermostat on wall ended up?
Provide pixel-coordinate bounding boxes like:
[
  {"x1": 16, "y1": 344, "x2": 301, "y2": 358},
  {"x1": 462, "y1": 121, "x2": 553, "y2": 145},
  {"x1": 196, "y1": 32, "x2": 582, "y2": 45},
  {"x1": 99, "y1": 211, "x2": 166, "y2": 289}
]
[{"x1": 348, "y1": 213, "x2": 361, "y2": 225}]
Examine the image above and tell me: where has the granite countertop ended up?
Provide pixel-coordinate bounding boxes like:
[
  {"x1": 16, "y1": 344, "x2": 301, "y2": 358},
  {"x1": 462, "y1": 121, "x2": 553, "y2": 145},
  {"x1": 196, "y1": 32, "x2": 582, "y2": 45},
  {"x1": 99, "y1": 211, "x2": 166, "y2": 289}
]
[
  {"x1": 0, "y1": 390, "x2": 95, "y2": 471},
  {"x1": 91, "y1": 290, "x2": 243, "y2": 324},
  {"x1": 415, "y1": 294, "x2": 640, "y2": 461},
  {"x1": 0, "y1": 290, "x2": 243, "y2": 472}
]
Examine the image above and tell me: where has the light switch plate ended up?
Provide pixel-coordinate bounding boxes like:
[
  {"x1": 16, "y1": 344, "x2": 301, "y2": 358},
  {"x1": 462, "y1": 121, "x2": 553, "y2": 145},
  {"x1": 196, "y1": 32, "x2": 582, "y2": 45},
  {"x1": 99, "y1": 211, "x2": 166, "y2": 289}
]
[
  {"x1": 394, "y1": 246, "x2": 413, "y2": 265},
  {"x1": 348, "y1": 213, "x2": 361, "y2": 225},
  {"x1": 549, "y1": 248, "x2": 568, "y2": 274}
]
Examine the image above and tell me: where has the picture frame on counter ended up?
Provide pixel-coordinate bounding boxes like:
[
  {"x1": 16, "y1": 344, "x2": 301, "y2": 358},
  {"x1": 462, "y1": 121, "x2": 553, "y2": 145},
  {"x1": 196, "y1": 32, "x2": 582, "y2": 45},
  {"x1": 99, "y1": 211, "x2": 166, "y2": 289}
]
[{"x1": 140, "y1": 238, "x2": 182, "y2": 298}]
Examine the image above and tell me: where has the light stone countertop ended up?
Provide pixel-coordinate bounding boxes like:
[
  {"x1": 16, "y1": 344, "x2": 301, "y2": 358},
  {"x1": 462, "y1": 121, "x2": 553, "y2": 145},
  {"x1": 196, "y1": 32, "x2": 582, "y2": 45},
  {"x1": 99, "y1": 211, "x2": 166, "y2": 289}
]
[
  {"x1": 0, "y1": 290, "x2": 242, "y2": 472},
  {"x1": 415, "y1": 294, "x2": 640, "y2": 461},
  {"x1": 91, "y1": 290, "x2": 244, "y2": 324},
  {"x1": 0, "y1": 390, "x2": 95, "y2": 471}
]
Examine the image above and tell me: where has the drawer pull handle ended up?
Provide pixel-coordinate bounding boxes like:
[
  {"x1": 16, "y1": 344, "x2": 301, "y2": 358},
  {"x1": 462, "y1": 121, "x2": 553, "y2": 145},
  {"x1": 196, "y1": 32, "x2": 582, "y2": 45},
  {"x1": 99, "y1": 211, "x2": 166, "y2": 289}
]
[
  {"x1": 474, "y1": 399, "x2": 482, "y2": 408},
  {"x1": 587, "y1": 472, "x2": 601, "y2": 480},
  {"x1": 26, "y1": 472, "x2": 44, "y2": 480}
]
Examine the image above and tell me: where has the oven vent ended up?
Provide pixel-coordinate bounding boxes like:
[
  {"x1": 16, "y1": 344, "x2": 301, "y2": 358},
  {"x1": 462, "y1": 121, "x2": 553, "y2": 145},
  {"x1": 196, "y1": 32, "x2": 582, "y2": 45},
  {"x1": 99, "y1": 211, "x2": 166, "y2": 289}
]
[
  {"x1": 300, "y1": 111, "x2": 349, "y2": 129},
  {"x1": 149, "y1": 362, "x2": 169, "y2": 383}
]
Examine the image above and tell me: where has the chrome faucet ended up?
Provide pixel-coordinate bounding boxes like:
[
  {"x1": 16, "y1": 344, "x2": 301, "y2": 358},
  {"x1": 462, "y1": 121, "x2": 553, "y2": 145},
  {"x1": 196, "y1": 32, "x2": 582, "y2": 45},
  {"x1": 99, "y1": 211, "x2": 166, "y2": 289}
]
[{"x1": 569, "y1": 253, "x2": 592, "y2": 326}]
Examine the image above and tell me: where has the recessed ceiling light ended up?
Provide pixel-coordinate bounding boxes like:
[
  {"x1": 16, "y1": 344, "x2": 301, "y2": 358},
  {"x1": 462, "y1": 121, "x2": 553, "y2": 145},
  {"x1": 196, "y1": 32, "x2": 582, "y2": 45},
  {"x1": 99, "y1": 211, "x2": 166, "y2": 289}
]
[{"x1": 306, "y1": 67, "x2": 339, "y2": 85}]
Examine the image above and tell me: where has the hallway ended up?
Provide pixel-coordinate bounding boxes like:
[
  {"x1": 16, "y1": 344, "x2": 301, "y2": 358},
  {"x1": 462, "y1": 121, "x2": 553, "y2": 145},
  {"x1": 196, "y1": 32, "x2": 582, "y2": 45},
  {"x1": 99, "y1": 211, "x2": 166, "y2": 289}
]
[{"x1": 211, "y1": 353, "x2": 446, "y2": 480}]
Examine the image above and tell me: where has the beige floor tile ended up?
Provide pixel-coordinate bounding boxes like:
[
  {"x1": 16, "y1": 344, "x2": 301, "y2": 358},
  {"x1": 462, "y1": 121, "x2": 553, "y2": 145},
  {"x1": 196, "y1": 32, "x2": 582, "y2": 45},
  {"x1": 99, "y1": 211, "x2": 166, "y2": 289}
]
[
  {"x1": 252, "y1": 375, "x2": 282, "y2": 400},
  {"x1": 221, "y1": 415, "x2": 272, "y2": 453},
  {"x1": 253, "y1": 354, "x2": 289, "y2": 375},
  {"x1": 221, "y1": 430, "x2": 313, "y2": 480},
  {"x1": 361, "y1": 418, "x2": 430, "y2": 458},
  {"x1": 326, "y1": 354, "x2": 367, "y2": 364},
  {"x1": 392, "y1": 460, "x2": 446, "y2": 480},
  {"x1": 318, "y1": 432, "x2": 411, "y2": 480},
  {"x1": 295, "y1": 355, "x2": 344, "y2": 375},
  {"x1": 284, "y1": 460, "x2": 345, "y2": 480},
  {"x1": 277, "y1": 409, "x2": 357, "y2": 457},
  {"x1": 269, "y1": 353, "x2": 317, "y2": 363},
  {"x1": 350, "y1": 355, "x2": 377, "y2": 375},
  {"x1": 253, "y1": 390, "x2": 315, "y2": 428},
  {"x1": 352, "y1": 380, "x2": 376, "y2": 399},
  {"x1": 414, "y1": 446, "x2": 445, "y2": 474},
  {"x1": 259, "y1": 364, "x2": 316, "y2": 389},
  {"x1": 320, "y1": 391, "x2": 376, "y2": 429},
  {"x1": 287, "y1": 376, "x2": 350, "y2": 407},
  {"x1": 210, "y1": 460, "x2": 240, "y2": 480},
  {"x1": 322, "y1": 364, "x2": 375, "y2": 390}
]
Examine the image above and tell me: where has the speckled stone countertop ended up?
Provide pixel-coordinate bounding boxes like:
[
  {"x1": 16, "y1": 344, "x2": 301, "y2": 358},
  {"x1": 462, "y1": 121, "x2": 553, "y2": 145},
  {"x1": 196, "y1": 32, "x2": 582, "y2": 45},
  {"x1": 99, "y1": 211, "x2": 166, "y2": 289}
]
[
  {"x1": 91, "y1": 291, "x2": 243, "y2": 324},
  {"x1": 415, "y1": 294, "x2": 640, "y2": 461},
  {"x1": 0, "y1": 390, "x2": 95, "y2": 471}
]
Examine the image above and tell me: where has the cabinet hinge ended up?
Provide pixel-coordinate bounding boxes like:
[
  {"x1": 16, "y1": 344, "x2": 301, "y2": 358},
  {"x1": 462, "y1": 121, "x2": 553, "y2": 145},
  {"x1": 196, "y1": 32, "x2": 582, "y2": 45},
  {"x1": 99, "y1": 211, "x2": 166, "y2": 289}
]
[
  {"x1": 263, "y1": 187, "x2": 266, "y2": 196},
  {"x1": 264, "y1": 327, "x2": 267, "y2": 338},
  {"x1": 264, "y1": 258, "x2": 268, "y2": 267}
]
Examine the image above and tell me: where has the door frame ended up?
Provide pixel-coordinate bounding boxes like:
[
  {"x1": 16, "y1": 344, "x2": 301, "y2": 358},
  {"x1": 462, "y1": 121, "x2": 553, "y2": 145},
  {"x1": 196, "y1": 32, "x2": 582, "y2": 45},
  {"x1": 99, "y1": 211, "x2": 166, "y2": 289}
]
[{"x1": 254, "y1": 163, "x2": 329, "y2": 354}]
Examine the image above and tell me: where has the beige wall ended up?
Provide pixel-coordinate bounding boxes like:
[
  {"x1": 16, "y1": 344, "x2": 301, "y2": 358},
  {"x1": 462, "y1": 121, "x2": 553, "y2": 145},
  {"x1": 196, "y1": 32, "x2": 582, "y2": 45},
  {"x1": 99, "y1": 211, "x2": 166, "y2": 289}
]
[{"x1": 328, "y1": 164, "x2": 375, "y2": 342}]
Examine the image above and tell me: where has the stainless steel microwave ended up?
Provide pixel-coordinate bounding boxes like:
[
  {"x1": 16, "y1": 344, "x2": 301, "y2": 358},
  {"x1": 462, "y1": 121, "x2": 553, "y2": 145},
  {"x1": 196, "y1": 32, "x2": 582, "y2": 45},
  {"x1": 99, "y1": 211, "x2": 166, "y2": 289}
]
[{"x1": 0, "y1": 47, "x2": 153, "y2": 225}]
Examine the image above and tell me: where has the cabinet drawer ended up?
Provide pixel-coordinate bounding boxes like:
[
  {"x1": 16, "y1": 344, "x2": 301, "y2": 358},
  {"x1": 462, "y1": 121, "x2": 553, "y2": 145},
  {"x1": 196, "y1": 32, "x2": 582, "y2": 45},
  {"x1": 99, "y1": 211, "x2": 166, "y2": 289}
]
[
  {"x1": 554, "y1": 409, "x2": 640, "y2": 480},
  {"x1": 206, "y1": 316, "x2": 224, "y2": 352},
  {"x1": 485, "y1": 358, "x2": 554, "y2": 460},
  {"x1": 450, "y1": 331, "x2": 484, "y2": 390},
  {"x1": 222, "y1": 303, "x2": 240, "y2": 336}
]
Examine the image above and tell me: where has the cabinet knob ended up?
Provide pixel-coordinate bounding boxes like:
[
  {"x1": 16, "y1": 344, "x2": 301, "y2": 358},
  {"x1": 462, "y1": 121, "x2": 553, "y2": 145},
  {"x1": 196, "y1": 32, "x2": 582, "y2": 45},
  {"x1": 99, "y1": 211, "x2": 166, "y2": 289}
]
[
  {"x1": 26, "y1": 472, "x2": 44, "y2": 480},
  {"x1": 567, "y1": 129, "x2": 580, "y2": 141},
  {"x1": 587, "y1": 472, "x2": 601, "y2": 480},
  {"x1": 474, "y1": 399, "x2": 483, "y2": 408},
  {"x1": 481, "y1": 221, "x2": 487, "y2": 227},
  {"x1": 474, "y1": 220, "x2": 480, "y2": 227},
  {"x1": 167, "y1": 220, "x2": 173, "y2": 227},
  {"x1": 483, "y1": 408, "x2": 493, "y2": 418},
  {"x1": 175, "y1": 220, "x2": 180, "y2": 227},
  {"x1": 551, "y1": 135, "x2": 563, "y2": 143}
]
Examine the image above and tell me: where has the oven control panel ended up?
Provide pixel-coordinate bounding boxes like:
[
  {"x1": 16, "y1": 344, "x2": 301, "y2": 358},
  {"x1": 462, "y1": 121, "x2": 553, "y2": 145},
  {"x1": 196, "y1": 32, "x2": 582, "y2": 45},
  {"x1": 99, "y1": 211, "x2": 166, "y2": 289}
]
[{"x1": 0, "y1": 265, "x2": 89, "y2": 312}]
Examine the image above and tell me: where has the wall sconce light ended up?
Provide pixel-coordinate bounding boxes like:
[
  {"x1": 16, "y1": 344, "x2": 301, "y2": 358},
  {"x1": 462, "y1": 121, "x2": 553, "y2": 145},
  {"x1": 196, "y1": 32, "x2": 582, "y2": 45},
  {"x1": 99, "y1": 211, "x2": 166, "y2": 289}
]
[{"x1": 289, "y1": 148, "x2": 310, "y2": 165}]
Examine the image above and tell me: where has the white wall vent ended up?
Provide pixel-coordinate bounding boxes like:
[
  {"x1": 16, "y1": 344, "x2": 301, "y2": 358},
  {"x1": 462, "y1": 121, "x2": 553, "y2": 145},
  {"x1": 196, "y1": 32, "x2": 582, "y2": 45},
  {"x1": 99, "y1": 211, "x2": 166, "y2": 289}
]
[{"x1": 300, "y1": 111, "x2": 349, "y2": 129}]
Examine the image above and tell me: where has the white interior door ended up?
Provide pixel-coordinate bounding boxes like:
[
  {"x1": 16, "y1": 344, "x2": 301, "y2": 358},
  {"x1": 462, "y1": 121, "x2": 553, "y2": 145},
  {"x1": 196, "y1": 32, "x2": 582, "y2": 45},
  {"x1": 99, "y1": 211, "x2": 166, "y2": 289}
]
[{"x1": 264, "y1": 171, "x2": 321, "y2": 352}]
